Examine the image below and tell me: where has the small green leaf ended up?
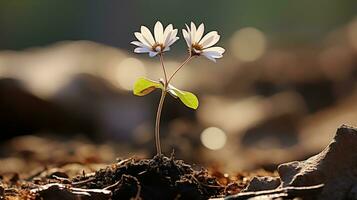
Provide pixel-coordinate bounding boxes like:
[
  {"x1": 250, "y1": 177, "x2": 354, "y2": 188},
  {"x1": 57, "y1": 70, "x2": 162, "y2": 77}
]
[
  {"x1": 168, "y1": 84, "x2": 199, "y2": 109},
  {"x1": 133, "y1": 77, "x2": 163, "y2": 96},
  {"x1": 167, "y1": 88, "x2": 179, "y2": 99}
]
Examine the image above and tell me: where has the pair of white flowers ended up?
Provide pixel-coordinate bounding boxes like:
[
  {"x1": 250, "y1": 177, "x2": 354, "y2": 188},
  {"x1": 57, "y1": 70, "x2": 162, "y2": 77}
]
[{"x1": 131, "y1": 21, "x2": 225, "y2": 62}]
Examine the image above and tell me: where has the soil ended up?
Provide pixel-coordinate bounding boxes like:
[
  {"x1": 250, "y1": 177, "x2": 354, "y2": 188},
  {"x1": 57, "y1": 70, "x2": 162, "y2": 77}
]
[
  {"x1": 0, "y1": 153, "x2": 264, "y2": 200},
  {"x1": 4, "y1": 125, "x2": 354, "y2": 200},
  {"x1": 71, "y1": 154, "x2": 224, "y2": 200}
]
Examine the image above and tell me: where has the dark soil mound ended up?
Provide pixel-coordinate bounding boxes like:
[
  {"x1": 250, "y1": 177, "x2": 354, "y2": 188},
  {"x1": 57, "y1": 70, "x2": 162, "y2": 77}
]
[{"x1": 72, "y1": 154, "x2": 224, "y2": 200}]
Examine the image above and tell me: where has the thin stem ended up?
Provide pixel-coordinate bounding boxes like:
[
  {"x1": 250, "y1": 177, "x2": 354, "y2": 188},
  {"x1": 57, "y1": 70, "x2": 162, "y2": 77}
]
[
  {"x1": 159, "y1": 53, "x2": 168, "y2": 84},
  {"x1": 167, "y1": 55, "x2": 195, "y2": 84},
  {"x1": 154, "y1": 53, "x2": 195, "y2": 156},
  {"x1": 154, "y1": 52, "x2": 168, "y2": 156},
  {"x1": 155, "y1": 89, "x2": 166, "y2": 156}
]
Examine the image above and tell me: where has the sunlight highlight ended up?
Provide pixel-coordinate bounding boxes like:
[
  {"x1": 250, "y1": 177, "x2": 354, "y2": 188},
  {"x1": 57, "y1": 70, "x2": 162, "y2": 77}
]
[
  {"x1": 0, "y1": 64, "x2": 7, "y2": 78},
  {"x1": 115, "y1": 57, "x2": 147, "y2": 91},
  {"x1": 200, "y1": 127, "x2": 227, "y2": 150},
  {"x1": 347, "y1": 18, "x2": 357, "y2": 50},
  {"x1": 230, "y1": 27, "x2": 266, "y2": 62},
  {"x1": 18, "y1": 64, "x2": 78, "y2": 98}
]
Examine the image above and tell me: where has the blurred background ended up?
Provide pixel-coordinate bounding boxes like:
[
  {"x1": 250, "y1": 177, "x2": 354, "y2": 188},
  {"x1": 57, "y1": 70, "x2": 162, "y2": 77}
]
[{"x1": 1, "y1": 0, "x2": 357, "y2": 175}]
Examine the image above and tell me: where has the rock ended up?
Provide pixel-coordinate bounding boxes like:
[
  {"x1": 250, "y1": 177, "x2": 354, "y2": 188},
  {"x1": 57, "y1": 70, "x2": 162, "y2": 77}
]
[
  {"x1": 221, "y1": 125, "x2": 356, "y2": 200},
  {"x1": 277, "y1": 125, "x2": 357, "y2": 200},
  {"x1": 243, "y1": 176, "x2": 281, "y2": 192}
]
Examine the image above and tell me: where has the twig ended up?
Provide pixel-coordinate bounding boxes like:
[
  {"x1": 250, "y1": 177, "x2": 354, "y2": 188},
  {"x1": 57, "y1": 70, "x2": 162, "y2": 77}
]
[
  {"x1": 103, "y1": 181, "x2": 120, "y2": 191},
  {"x1": 212, "y1": 184, "x2": 324, "y2": 200},
  {"x1": 71, "y1": 177, "x2": 96, "y2": 186},
  {"x1": 52, "y1": 175, "x2": 71, "y2": 183},
  {"x1": 31, "y1": 183, "x2": 111, "y2": 199}
]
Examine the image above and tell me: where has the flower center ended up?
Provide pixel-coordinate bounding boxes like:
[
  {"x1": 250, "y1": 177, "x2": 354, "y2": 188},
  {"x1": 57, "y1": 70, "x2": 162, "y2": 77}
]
[
  {"x1": 152, "y1": 43, "x2": 164, "y2": 52},
  {"x1": 191, "y1": 43, "x2": 203, "y2": 55}
]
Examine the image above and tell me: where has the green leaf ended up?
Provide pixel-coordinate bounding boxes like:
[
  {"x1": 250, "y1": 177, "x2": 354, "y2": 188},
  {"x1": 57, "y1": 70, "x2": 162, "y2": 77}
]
[
  {"x1": 168, "y1": 84, "x2": 199, "y2": 109},
  {"x1": 133, "y1": 77, "x2": 163, "y2": 96}
]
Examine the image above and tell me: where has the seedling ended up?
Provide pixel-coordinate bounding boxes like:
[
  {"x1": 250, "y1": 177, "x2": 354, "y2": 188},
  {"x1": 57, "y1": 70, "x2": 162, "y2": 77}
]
[{"x1": 131, "y1": 21, "x2": 225, "y2": 155}]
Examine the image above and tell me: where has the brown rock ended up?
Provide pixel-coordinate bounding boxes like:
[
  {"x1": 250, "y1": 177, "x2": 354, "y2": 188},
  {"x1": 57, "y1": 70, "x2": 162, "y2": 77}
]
[
  {"x1": 277, "y1": 125, "x2": 357, "y2": 200},
  {"x1": 243, "y1": 176, "x2": 281, "y2": 192}
]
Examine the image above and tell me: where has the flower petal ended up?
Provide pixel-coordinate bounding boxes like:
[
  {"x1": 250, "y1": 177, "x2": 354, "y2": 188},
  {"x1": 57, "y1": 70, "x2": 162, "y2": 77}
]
[
  {"x1": 163, "y1": 24, "x2": 173, "y2": 45},
  {"x1": 166, "y1": 29, "x2": 178, "y2": 45},
  {"x1": 141, "y1": 25, "x2": 155, "y2": 45},
  {"x1": 202, "y1": 47, "x2": 225, "y2": 55},
  {"x1": 164, "y1": 31, "x2": 172, "y2": 47},
  {"x1": 163, "y1": 46, "x2": 170, "y2": 52},
  {"x1": 203, "y1": 51, "x2": 223, "y2": 58},
  {"x1": 185, "y1": 24, "x2": 191, "y2": 32},
  {"x1": 163, "y1": 25, "x2": 174, "y2": 48},
  {"x1": 202, "y1": 51, "x2": 218, "y2": 62},
  {"x1": 149, "y1": 51, "x2": 159, "y2": 57},
  {"x1": 170, "y1": 28, "x2": 178, "y2": 38},
  {"x1": 134, "y1": 32, "x2": 152, "y2": 48},
  {"x1": 164, "y1": 24, "x2": 173, "y2": 38},
  {"x1": 195, "y1": 23, "x2": 204, "y2": 43},
  {"x1": 190, "y1": 22, "x2": 197, "y2": 43},
  {"x1": 154, "y1": 21, "x2": 164, "y2": 44},
  {"x1": 182, "y1": 29, "x2": 191, "y2": 47},
  {"x1": 130, "y1": 41, "x2": 150, "y2": 48},
  {"x1": 199, "y1": 31, "x2": 220, "y2": 48},
  {"x1": 204, "y1": 35, "x2": 220, "y2": 48},
  {"x1": 167, "y1": 36, "x2": 179, "y2": 47},
  {"x1": 201, "y1": 47, "x2": 225, "y2": 62},
  {"x1": 134, "y1": 47, "x2": 151, "y2": 53}
]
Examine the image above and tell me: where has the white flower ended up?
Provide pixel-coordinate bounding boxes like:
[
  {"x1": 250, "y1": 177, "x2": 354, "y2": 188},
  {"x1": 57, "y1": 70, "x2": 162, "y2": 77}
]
[
  {"x1": 131, "y1": 21, "x2": 179, "y2": 57},
  {"x1": 182, "y1": 22, "x2": 225, "y2": 62}
]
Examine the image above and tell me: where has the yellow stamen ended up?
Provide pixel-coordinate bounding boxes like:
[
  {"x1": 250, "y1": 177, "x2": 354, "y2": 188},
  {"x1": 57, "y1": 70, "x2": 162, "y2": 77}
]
[
  {"x1": 152, "y1": 43, "x2": 164, "y2": 52},
  {"x1": 191, "y1": 43, "x2": 203, "y2": 56}
]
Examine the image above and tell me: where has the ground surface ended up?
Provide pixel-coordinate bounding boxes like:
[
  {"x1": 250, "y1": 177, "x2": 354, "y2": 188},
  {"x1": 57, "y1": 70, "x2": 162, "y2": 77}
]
[
  {"x1": 0, "y1": 154, "x2": 274, "y2": 200},
  {"x1": 2, "y1": 126, "x2": 355, "y2": 200}
]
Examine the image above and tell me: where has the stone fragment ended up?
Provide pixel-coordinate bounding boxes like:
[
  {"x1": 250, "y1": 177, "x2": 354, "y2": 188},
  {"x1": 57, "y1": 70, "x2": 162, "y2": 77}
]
[
  {"x1": 278, "y1": 125, "x2": 357, "y2": 200},
  {"x1": 243, "y1": 176, "x2": 281, "y2": 192}
]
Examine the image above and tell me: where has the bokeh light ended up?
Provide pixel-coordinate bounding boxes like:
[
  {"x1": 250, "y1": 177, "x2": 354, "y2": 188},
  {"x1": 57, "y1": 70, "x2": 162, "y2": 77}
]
[
  {"x1": 0, "y1": 64, "x2": 6, "y2": 78},
  {"x1": 16, "y1": 61, "x2": 79, "y2": 98},
  {"x1": 200, "y1": 127, "x2": 227, "y2": 150},
  {"x1": 347, "y1": 18, "x2": 357, "y2": 50},
  {"x1": 230, "y1": 27, "x2": 267, "y2": 62},
  {"x1": 115, "y1": 57, "x2": 146, "y2": 91}
]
